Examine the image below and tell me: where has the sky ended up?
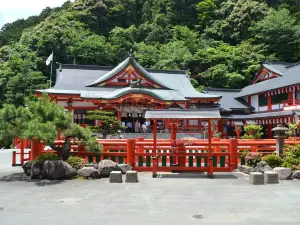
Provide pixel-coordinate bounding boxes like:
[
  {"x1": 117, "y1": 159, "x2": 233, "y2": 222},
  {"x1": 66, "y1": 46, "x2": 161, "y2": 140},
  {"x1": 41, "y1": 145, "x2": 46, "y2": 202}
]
[{"x1": 0, "y1": 0, "x2": 73, "y2": 28}]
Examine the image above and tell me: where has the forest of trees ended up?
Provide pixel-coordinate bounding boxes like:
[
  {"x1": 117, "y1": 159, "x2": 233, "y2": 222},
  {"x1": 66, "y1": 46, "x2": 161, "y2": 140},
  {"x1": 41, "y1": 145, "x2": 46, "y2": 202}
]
[{"x1": 1, "y1": 0, "x2": 300, "y2": 107}]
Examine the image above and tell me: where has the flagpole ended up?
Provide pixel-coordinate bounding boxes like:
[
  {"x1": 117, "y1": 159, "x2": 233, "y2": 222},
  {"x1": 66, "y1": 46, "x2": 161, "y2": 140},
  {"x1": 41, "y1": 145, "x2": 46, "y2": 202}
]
[{"x1": 49, "y1": 51, "x2": 53, "y2": 88}]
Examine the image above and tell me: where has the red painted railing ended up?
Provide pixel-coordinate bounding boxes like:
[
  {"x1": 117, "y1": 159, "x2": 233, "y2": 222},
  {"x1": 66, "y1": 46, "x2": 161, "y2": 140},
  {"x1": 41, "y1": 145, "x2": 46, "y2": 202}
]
[
  {"x1": 12, "y1": 138, "x2": 300, "y2": 174},
  {"x1": 283, "y1": 99, "x2": 300, "y2": 107}
]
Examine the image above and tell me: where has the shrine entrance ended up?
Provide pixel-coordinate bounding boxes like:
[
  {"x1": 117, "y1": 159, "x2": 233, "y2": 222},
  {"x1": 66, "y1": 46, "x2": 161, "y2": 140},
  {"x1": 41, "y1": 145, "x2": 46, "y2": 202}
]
[{"x1": 145, "y1": 109, "x2": 224, "y2": 178}]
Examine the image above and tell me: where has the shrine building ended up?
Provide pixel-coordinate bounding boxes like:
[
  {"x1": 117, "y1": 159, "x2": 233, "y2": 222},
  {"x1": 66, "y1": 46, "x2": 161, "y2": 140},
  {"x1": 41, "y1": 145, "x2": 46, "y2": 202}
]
[{"x1": 36, "y1": 58, "x2": 300, "y2": 139}]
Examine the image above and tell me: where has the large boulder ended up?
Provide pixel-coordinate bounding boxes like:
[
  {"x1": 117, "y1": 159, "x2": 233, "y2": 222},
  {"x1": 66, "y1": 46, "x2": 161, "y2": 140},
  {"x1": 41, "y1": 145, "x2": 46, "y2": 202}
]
[
  {"x1": 238, "y1": 165, "x2": 253, "y2": 174},
  {"x1": 98, "y1": 160, "x2": 121, "y2": 177},
  {"x1": 117, "y1": 164, "x2": 132, "y2": 174},
  {"x1": 273, "y1": 167, "x2": 292, "y2": 180},
  {"x1": 252, "y1": 161, "x2": 272, "y2": 174},
  {"x1": 30, "y1": 162, "x2": 43, "y2": 179},
  {"x1": 22, "y1": 161, "x2": 32, "y2": 176},
  {"x1": 43, "y1": 160, "x2": 77, "y2": 180},
  {"x1": 77, "y1": 167, "x2": 100, "y2": 179},
  {"x1": 292, "y1": 170, "x2": 300, "y2": 180}
]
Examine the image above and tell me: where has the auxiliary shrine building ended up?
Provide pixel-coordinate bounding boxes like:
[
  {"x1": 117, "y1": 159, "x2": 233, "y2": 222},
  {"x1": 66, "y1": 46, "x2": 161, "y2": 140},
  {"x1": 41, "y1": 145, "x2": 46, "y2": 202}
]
[{"x1": 36, "y1": 57, "x2": 300, "y2": 139}]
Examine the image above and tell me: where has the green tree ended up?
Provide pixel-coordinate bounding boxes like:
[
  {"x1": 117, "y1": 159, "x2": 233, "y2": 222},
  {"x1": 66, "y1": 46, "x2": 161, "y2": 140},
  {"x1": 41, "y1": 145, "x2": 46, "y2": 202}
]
[
  {"x1": 204, "y1": 0, "x2": 268, "y2": 44},
  {"x1": 194, "y1": 41, "x2": 273, "y2": 88},
  {"x1": 86, "y1": 110, "x2": 122, "y2": 139},
  {"x1": 69, "y1": 34, "x2": 115, "y2": 65},
  {"x1": 250, "y1": 8, "x2": 300, "y2": 61},
  {"x1": 0, "y1": 44, "x2": 46, "y2": 106},
  {"x1": 0, "y1": 94, "x2": 101, "y2": 159},
  {"x1": 155, "y1": 41, "x2": 193, "y2": 70}
]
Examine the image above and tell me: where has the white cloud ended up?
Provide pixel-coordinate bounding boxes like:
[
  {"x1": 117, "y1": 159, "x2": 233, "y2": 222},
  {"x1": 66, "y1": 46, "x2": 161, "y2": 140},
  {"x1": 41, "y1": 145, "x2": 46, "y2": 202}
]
[{"x1": 0, "y1": 0, "x2": 73, "y2": 28}]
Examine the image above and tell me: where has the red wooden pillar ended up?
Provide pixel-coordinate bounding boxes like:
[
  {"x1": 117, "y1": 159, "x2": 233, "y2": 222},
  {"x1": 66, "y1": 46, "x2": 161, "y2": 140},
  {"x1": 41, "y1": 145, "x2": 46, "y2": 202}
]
[
  {"x1": 117, "y1": 110, "x2": 121, "y2": 121},
  {"x1": 152, "y1": 119, "x2": 157, "y2": 177},
  {"x1": 218, "y1": 120, "x2": 223, "y2": 134},
  {"x1": 288, "y1": 91, "x2": 293, "y2": 101},
  {"x1": 267, "y1": 95, "x2": 272, "y2": 111},
  {"x1": 207, "y1": 119, "x2": 213, "y2": 177},
  {"x1": 177, "y1": 141, "x2": 186, "y2": 167},
  {"x1": 12, "y1": 151, "x2": 16, "y2": 166},
  {"x1": 229, "y1": 138, "x2": 238, "y2": 171},
  {"x1": 20, "y1": 139, "x2": 25, "y2": 165},
  {"x1": 30, "y1": 138, "x2": 39, "y2": 160},
  {"x1": 126, "y1": 139, "x2": 136, "y2": 167},
  {"x1": 136, "y1": 137, "x2": 144, "y2": 153},
  {"x1": 268, "y1": 124, "x2": 273, "y2": 139},
  {"x1": 38, "y1": 141, "x2": 45, "y2": 156},
  {"x1": 170, "y1": 121, "x2": 177, "y2": 164}
]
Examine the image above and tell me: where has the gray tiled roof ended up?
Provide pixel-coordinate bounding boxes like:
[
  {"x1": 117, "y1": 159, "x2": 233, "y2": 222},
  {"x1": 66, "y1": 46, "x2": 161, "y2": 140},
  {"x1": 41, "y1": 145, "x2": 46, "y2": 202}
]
[
  {"x1": 88, "y1": 57, "x2": 169, "y2": 89},
  {"x1": 236, "y1": 63, "x2": 300, "y2": 98},
  {"x1": 205, "y1": 88, "x2": 251, "y2": 110},
  {"x1": 222, "y1": 110, "x2": 295, "y2": 120},
  {"x1": 262, "y1": 62, "x2": 292, "y2": 76},
  {"x1": 37, "y1": 57, "x2": 221, "y2": 101},
  {"x1": 145, "y1": 109, "x2": 221, "y2": 119}
]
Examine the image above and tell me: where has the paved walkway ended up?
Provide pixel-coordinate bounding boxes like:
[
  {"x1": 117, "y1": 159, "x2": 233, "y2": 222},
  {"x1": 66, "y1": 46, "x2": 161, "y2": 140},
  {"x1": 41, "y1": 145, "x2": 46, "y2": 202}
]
[{"x1": 0, "y1": 149, "x2": 300, "y2": 225}]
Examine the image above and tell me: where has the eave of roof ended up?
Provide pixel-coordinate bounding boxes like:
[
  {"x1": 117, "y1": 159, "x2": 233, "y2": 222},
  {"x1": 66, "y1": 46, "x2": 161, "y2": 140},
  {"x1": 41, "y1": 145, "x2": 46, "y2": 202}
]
[
  {"x1": 222, "y1": 110, "x2": 296, "y2": 119},
  {"x1": 145, "y1": 109, "x2": 221, "y2": 119}
]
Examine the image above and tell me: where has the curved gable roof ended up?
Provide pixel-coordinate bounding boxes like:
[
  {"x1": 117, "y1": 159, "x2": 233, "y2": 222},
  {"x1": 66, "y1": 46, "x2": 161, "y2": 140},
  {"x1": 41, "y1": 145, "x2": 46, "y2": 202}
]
[{"x1": 87, "y1": 57, "x2": 169, "y2": 89}]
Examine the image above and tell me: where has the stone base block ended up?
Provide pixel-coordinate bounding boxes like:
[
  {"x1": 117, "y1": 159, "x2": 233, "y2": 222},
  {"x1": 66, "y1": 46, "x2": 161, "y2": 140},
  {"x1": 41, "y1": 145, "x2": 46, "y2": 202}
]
[
  {"x1": 264, "y1": 171, "x2": 279, "y2": 184},
  {"x1": 109, "y1": 171, "x2": 122, "y2": 183},
  {"x1": 249, "y1": 172, "x2": 264, "y2": 185},
  {"x1": 125, "y1": 171, "x2": 139, "y2": 183}
]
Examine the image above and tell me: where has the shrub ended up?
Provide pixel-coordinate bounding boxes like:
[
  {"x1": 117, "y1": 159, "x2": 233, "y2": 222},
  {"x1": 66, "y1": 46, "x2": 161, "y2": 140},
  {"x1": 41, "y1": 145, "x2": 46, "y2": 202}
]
[
  {"x1": 66, "y1": 156, "x2": 87, "y2": 170},
  {"x1": 287, "y1": 123, "x2": 297, "y2": 137},
  {"x1": 262, "y1": 154, "x2": 282, "y2": 168},
  {"x1": 86, "y1": 137, "x2": 103, "y2": 155},
  {"x1": 36, "y1": 153, "x2": 60, "y2": 163},
  {"x1": 242, "y1": 124, "x2": 263, "y2": 139},
  {"x1": 282, "y1": 145, "x2": 300, "y2": 170},
  {"x1": 245, "y1": 152, "x2": 262, "y2": 167}
]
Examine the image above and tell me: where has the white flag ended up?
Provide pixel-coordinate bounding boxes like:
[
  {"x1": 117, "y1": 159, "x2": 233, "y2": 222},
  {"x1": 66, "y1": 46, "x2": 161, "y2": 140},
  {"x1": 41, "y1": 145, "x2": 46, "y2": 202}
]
[{"x1": 46, "y1": 52, "x2": 53, "y2": 66}]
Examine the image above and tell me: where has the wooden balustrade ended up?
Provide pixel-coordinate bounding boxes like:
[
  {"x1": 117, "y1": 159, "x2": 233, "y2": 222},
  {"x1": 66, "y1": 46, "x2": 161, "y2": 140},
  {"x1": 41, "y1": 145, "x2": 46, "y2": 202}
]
[{"x1": 12, "y1": 138, "x2": 300, "y2": 172}]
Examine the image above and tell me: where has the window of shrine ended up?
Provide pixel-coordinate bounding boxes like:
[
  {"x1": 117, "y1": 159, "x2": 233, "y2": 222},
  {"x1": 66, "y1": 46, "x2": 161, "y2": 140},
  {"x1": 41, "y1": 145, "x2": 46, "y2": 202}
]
[
  {"x1": 258, "y1": 94, "x2": 267, "y2": 106},
  {"x1": 271, "y1": 93, "x2": 288, "y2": 104}
]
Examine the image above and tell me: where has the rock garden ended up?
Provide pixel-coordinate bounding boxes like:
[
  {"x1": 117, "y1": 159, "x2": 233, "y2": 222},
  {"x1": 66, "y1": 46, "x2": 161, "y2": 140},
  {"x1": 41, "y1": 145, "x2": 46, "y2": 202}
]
[
  {"x1": 238, "y1": 144, "x2": 300, "y2": 181},
  {"x1": 22, "y1": 153, "x2": 133, "y2": 181}
]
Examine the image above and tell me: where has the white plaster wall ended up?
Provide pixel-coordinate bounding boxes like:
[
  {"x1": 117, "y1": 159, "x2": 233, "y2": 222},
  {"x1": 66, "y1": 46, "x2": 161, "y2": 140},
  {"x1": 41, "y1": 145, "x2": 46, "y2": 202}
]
[
  {"x1": 272, "y1": 105, "x2": 280, "y2": 110},
  {"x1": 258, "y1": 106, "x2": 268, "y2": 111},
  {"x1": 251, "y1": 95, "x2": 259, "y2": 111}
]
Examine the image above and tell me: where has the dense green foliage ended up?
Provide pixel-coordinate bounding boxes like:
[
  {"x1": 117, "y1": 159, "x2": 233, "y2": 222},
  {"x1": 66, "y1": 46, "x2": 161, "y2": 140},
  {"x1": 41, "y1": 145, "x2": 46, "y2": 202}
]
[
  {"x1": 282, "y1": 145, "x2": 300, "y2": 171},
  {"x1": 0, "y1": 94, "x2": 101, "y2": 156},
  {"x1": 86, "y1": 110, "x2": 122, "y2": 139},
  {"x1": 36, "y1": 152, "x2": 60, "y2": 163},
  {"x1": 242, "y1": 124, "x2": 264, "y2": 139},
  {"x1": 66, "y1": 156, "x2": 87, "y2": 170},
  {"x1": 1, "y1": 0, "x2": 300, "y2": 105},
  {"x1": 262, "y1": 154, "x2": 282, "y2": 168}
]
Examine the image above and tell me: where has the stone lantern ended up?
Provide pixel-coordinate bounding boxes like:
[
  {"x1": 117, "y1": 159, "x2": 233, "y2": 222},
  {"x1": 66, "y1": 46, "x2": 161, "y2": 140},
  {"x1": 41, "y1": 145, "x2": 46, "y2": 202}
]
[{"x1": 272, "y1": 124, "x2": 288, "y2": 156}]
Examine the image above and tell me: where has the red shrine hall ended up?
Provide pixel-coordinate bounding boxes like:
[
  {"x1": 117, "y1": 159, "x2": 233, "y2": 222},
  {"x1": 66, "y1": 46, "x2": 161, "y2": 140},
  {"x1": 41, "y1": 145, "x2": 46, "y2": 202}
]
[{"x1": 36, "y1": 58, "x2": 300, "y2": 139}]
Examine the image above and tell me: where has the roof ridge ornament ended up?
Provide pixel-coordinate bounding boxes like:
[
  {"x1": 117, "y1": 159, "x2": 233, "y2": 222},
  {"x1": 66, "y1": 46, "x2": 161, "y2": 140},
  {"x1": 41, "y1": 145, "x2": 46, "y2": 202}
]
[
  {"x1": 128, "y1": 48, "x2": 136, "y2": 60},
  {"x1": 130, "y1": 79, "x2": 143, "y2": 88}
]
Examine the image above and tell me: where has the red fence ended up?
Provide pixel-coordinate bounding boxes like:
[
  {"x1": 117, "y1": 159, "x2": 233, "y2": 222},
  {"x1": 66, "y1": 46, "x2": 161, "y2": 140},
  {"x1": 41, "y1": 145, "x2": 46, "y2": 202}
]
[{"x1": 12, "y1": 138, "x2": 300, "y2": 175}]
